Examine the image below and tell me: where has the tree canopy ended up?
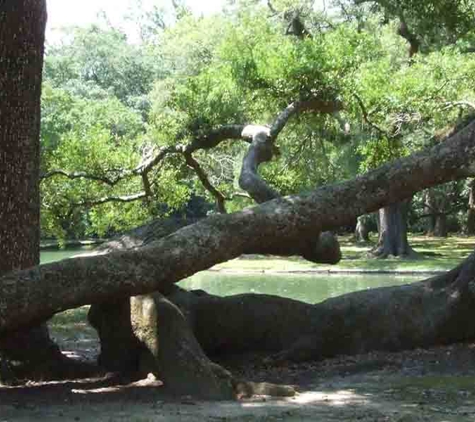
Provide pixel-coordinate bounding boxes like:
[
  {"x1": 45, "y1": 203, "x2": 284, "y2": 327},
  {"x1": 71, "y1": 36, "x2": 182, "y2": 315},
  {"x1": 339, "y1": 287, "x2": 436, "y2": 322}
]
[{"x1": 38, "y1": 0, "x2": 475, "y2": 241}]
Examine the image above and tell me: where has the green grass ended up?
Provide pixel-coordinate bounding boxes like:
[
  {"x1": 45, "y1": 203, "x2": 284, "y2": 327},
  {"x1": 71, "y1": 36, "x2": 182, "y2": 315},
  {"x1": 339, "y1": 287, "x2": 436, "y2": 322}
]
[{"x1": 212, "y1": 234, "x2": 475, "y2": 273}]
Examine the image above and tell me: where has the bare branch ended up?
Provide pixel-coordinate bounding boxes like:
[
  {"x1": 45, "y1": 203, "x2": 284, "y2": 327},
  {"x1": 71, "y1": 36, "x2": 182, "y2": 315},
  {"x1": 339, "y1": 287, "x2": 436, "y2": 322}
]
[
  {"x1": 239, "y1": 126, "x2": 279, "y2": 203},
  {"x1": 184, "y1": 152, "x2": 227, "y2": 214},
  {"x1": 138, "y1": 145, "x2": 181, "y2": 175},
  {"x1": 142, "y1": 174, "x2": 153, "y2": 197},
  {"x1": 74, "y1": 192, "x2": 147, "y2": 208},
  {"x1": 443, "y1": 100, "x2": 475, "y2": 111},
  {"x1": 353, "y1": 93, "x2": 389, "y2": 137},
  {"x1": 267, "y1": 0, "x2": 278, "y2": 14},
  {"x1": 40, "y1": 170, "x2": 123, "y2": 186},
  {"x1": 397, "y1": 18, "x2": 420, "y2": 58}
]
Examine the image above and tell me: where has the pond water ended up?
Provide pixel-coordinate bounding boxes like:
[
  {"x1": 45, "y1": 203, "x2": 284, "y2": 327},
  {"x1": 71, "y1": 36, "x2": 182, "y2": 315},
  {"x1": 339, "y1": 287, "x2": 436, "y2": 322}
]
[
  {"x1": 181, "y1": 271, "x2": 419, "y2": 304},
  {"x1": 40, "y1": 247, "x2": 421, "y2": 304},
  {"x1": 40, "y1": 246, "x2": 94, "y2": 264}
]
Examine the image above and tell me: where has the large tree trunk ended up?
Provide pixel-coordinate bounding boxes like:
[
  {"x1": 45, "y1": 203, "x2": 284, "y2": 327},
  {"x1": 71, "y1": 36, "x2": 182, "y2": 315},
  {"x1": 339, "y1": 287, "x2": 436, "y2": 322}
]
[
  {"x1": 0, "y1": 0, "x2": 75, "y2": 382},
  {"x1": 0, "y1": 1, "x2": 44, "y2": 279},
  {"x1": 371, "y1": 202, "x2": 417, "y2": 258}
]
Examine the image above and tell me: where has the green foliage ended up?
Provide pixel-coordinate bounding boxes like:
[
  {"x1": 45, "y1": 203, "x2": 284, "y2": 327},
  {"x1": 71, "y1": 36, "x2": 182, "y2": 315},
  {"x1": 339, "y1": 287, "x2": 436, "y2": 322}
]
[
  {"x1": 45, "y1": 24, "x2": 161, "y2": 107},
  {"x1": 40, "y1": 0, "x2": 475, "y2": 241}
]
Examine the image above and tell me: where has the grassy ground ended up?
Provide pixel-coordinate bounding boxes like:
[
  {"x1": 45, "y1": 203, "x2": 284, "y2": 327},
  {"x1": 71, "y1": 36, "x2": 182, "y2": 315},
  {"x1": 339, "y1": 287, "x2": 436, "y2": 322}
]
[{"x1": 212, "y1": 234, "x2": 475, "y2": 273}]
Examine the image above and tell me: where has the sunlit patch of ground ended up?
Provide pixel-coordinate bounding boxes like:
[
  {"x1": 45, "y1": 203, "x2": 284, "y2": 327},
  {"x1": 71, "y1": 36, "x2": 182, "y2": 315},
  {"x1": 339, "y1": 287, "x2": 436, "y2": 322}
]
[{"x1": 212, "y1": 234, "x2": 475, "y2": 273}]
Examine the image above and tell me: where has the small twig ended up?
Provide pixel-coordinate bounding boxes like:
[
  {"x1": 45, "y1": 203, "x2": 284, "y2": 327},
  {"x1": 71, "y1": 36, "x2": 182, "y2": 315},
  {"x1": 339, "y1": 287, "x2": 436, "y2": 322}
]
[{"x1": 353, "y1": 93, "x2": 389, "y2": 137}]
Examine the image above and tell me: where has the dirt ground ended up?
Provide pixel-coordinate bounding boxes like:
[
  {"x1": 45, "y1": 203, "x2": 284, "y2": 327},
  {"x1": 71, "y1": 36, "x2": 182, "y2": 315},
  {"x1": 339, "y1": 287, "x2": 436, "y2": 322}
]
[{"x1": 3, "y1": 331, "x2": 475, "y2": 422}]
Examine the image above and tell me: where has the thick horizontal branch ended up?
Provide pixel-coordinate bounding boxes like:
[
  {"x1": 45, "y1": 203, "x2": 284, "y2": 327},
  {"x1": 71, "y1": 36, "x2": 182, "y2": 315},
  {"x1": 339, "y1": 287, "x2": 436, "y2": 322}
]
[{"x1": 1, "y1": 119, "x2": 475, "y2": 333}]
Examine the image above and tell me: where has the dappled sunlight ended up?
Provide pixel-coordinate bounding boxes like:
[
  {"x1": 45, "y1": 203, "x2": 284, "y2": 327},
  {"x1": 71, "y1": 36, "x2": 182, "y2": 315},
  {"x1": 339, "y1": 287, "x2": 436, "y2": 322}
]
[
  {"x1": 293, "y1": 389, "x2": 369, "y2": 406},
  {"x1": 71, "y1": 374, "x2": 164, "y2": 394},
  {"x1": 240, "y1": 389, "x2": 369, "y2": 408}
]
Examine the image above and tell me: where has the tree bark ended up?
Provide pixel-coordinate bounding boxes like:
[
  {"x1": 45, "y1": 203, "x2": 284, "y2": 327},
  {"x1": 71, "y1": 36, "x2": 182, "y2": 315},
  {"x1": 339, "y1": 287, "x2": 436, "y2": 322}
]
[
  {"x1": 0, "y1": 0, "x2": 44, "y2": 274},
  {"x1": 88, "y1": 293, "x2": 238, "y2": 399},
  {"x1": 0, "y1": 0, "x2": 68, "y2": 382},
  {"x1": 0, "y1": 120, "x2": 474, "y2": 334},
  {"x1": 372, "y1": 202, "x2": 417, "y2": 258}
]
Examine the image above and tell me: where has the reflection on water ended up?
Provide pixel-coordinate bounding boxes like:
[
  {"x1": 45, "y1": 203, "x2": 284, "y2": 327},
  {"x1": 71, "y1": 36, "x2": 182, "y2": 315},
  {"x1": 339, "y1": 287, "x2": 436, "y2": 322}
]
[{"x1": 40, "y1": 248, "x2": 421, "y2": 304}]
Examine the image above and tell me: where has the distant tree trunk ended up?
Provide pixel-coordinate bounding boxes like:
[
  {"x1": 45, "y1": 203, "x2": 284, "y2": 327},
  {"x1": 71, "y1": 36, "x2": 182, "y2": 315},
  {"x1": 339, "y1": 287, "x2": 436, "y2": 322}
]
[
  {"x1": 433, "y1": 214, "x2": 448, "y2": 237},
  {"x1": 466, "y1": 180, "x2": 475, "y2": 235},
  {"x1": 425, "y1": 190, "x2": 437, "y2": 234},
  {"x1": 0, "y1": 0, "x2": 68, "y2": 382},
  {"x1": 355, "y1": 215, "x2": 370, "y2": 243},
  {"x1": 371, "y1": 202, "x2": 416, "y2": 258},
  {"x1": 425, "y1": 189, "x2": 448, "y2": 237}
]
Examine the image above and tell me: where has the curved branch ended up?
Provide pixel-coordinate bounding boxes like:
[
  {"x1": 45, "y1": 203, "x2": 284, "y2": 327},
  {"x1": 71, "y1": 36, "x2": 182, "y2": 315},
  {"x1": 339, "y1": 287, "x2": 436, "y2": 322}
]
[
  {"x1": 443, "y1": 101, "x2": 475, "y2": 111},
  {"x1": 184, "y1": 152, "x2": 227, "y2": 214},
  {"x1": 186, "y1": 125, "x2": 246, "y2": 153},
  {"x1": 354, "y1": 93, "x2": 388, "y2": 137},
  {"x1": 240, "y1": 97, "x2": 343, "y2": 203},
  {"x1": 270, "y1": 99, "x2": 343, "y2": 140},
  {"x1": 41, "y1": 99, "x2": 339, "y2": 210},
  {"x1": 239, "y1": 126, "x2": 279, "y2": 203}
]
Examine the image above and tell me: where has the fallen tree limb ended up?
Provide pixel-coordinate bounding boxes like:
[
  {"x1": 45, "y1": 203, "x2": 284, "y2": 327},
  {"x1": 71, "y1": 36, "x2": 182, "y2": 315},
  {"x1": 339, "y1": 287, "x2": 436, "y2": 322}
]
[
  {"x1": 0, "y1": 120, "x2": 475, "y2": 334},
  {"x1": 162, "y1": 253, "x2": 475, "y2": 364}
]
